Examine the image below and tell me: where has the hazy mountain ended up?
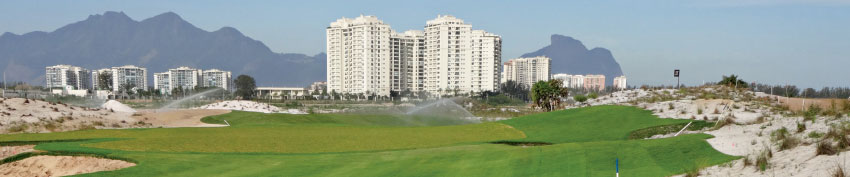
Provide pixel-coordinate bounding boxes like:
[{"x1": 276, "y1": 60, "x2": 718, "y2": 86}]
[
  {"x1": 0, "y1": 11, "x2": 325, "y2": 87},
  {"x1": 521, "y1": 34, "x2": 624, "y2": 85}
]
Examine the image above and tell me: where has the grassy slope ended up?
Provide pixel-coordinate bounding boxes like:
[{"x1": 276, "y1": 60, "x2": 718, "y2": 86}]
[{"x1": 0, "y1": 105, "x2": 736, "y2": 177}]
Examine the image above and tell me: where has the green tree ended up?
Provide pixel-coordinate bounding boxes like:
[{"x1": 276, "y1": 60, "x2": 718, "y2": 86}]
[
  {"x1": 499, "y1": 80, "x2": 529, "y2": 101},
  {"x1": 719, "y1": 74, "x2": 748, "y2": 88},
  {"x1": 97, "y1": 72, "x2": 113, "y2": 90},
  {"x1": 234, "y1": 75, "x2": 256, "y2": 100},
  {"x1": 531, "y1": 79, "x2": 569, "y2": 112}
]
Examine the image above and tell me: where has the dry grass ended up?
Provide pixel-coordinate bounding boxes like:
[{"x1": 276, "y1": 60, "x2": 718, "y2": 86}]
[
  {"x1": 834, "y1": 164, "x2": 846, "y2": 177},
  {"x1": 817, "y1": 141, "x2": 838, "y2": 156}
]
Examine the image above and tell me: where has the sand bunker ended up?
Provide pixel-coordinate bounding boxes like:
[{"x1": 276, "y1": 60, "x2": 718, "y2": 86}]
[
  {"x1": 0, "y1": 155, "x2": 134, "y2": 177},
  {"x1": 197, "y1": 100, "x2": 306, "y2": 114},
  {"x1": 101, "y1": 100, "x2": 136, "y2": 113},
  {"x1": 134, "y1": 109, "x2": 231, "y2": 127}
]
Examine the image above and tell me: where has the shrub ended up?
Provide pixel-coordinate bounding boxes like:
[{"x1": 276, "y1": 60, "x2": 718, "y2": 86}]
[
  {"x1": 714, "y1": 108, "x2": 720, "y2": 114},
  {"x1": 817, "y1": 141, "x2": 837, "y2": 156},
  {"x1": 833, "y1": 164, "x2": 846, "y2": 177},
  {"x1": 779, "y1": 136, "x2": 800, "y2": 151},
  {"x1": 756, "y1": 147, "x2": 771, "y2": 171},
  {"x1": 587, "y1": 92, "x2": 598, "y2": 99},
  {"x1": 771, "y1": 127, "x2": 789, "y2": 141},
  {"x1": 668, "y1": 103, "x2": 675, "y2": 110},
  {"x1": 713, "y1": 117, "x2": 736, "y2": 129},
  {"x1": 808, "y1": 131, "x2": 824, "y2": 139},
  {"x1": 797, "y1": 122, "x2": 806, "y2": 133},
  {"x1": 697, "y1": 108, "x2": 703, "y2": 115},
  {"x1": 573, "y1": 95, "x2": 588, "y2": 103}
]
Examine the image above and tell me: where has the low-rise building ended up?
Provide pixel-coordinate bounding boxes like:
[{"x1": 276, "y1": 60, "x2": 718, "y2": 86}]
[{"x1": 256, "y1": 87, "x2": 309, "y2": 100}]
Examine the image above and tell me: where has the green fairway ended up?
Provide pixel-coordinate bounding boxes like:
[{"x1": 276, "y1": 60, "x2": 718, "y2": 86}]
[{"x1": 0, "y1": 105, "x2": 737, "y2": 176}]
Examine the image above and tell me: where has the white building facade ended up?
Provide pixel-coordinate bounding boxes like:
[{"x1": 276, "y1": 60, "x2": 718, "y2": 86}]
[
  {"x1": 613, "y1": 76, "x2": 627, "y2": 90},
  {"x1": 202, "y1": 69, "x2": 232, "y2": 91},
  {"x1": 45, "y1": 64, "x2": 92, "y2": 90},
  {"x1": 327, "y1": 15, "x2": 501, "y2": 97},
  {"x1": 109, "y1": 65, "x2": 147, "y2": 92},
  {"x1": 501, "y1": 56, "x2": 551, "y2": 88},
  {"x1": 326, "y1": 15, "x2": 392, "y2": 96},
  {"x1": 153, "y1": 72, "x2": 170, "y2": 94}
]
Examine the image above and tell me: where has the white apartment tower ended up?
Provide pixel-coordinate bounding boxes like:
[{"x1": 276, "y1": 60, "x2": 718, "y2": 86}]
[
  {"x1": 326, "y1": 15, "x2": 392, "y2": 96},
  {"x1": 326, "y1": 15, "x2": 501, "y2": 96},
  {"x1": 169, "y1": 67, "x2": 202, "y2": 91},
  {"x1": 45, "y1": 65, "x2": 92, "y2": 90},
  {"x1": 501, "y1": 56, "x2": 551, "y2": 88},
  {"x1": 424, "y1": 15, "x2": 501, "y2": 94},
  {"x1": 153, "y1": 72, "x2": 170, "y2": 94},
  {"x1": 202, "y1": 69, "x2": 232, "y2": 91},
  {"x1": 99, "y1": 65, "x2": 147, "y2": 92},
  {"x1": 390, "y1": 30, "x2": 426, "y2": 92}
]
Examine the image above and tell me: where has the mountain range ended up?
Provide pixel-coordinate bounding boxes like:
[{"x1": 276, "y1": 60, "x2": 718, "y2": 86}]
[
  {"x1": 0, "y1": 11, "x2": 622, "y2": 88},
  {"x1": 0, "y1": 11, "x2": 325, "y2": 87},
  {"x1": 521, "y1": 34, "x2": 624, "y2": 86}
]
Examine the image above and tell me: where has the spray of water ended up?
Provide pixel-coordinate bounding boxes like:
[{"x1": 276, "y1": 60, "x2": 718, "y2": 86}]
[
  {"x1": 158, "y1": 88, "x2": 223, "y2": 111},
  {"x1": 404, "y1": 98, "x2": 480, "y2": 125}
]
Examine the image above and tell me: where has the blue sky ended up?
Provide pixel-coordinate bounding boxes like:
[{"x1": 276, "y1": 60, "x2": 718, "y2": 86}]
[{"x1": 1, "y1": 0, "x2": 848, "y2": 88}]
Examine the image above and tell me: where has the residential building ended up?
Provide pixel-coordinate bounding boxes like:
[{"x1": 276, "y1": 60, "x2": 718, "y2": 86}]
[
  {"x1": 326, "y1": 15, "x2": 392, "y2": 96},
  {"x1": 390, "y1": 30, "x2": 426, "y2": 93},
  {"x1": 423, "y1": 15, "x2": 501, "y2": 95},
  {"x1": 202, "y1": 69, "x2": 232, "y2": 91},
  {"x1": 569, "y1": 75, "x2": 585, "y2": 88},
  {"x1": 326, "y1": 15, "x2": 501, "y2": 96},
  {"x1": 468, "y1": 30, "x2": 502, "y2": 92},
  {"x1": 583, "y1": 75, "x2": 606, "y2": 91},
  {"x1": 501, "y1": 56, "x2": 551, "y2": 88},
  {"x1": 256, "y1": 87, "x2": 310, "y2": 100},
  {"x1": 552, "y1": 73, "x2": 571, "y2": 88},
  {"x1": 613, "y1": 76, "x2": 627, "y2": 90},
  {"x1": 310, "y1": 81, "x2": 327, "y2": 93},
  {"x1": 45, "y1": 64, "x2": 92, "y2": 90},
  {"x1": 153, "y1": 72, "x2": 170, "y2": 94},
  {"x1": 91, "y1": 68, "x2": 113, "y2": 90},
  {"x1": 90, "y1": 65, "x2": 147, "y2": 92}
]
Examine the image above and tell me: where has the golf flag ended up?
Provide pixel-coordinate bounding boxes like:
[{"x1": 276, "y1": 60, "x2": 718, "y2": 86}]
[{"x1": 616, "y1": 158, "x2": 619, "y2": 177}]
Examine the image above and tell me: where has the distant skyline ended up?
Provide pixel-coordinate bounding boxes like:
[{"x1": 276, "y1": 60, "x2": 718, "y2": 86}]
[{"x1": 1, "y1": 0, "x2": 848, "y2": 88}]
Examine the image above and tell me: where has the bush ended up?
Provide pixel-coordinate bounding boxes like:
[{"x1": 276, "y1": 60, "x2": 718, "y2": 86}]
[
  {"x1": 779, "y1": 136, "x2": 800, "y2": 151},
  {"x1": 833, "y1": 164, "x2": 846, "y2": 177},
  {"x1": 713, "y1": 117, "x2": 735, "y2": 130},
  {"x1": 809, "y1": 131, "x2": 824, "y2": 139},
  {"x1": 817, "y1": 141, "x2": 838, "y2": 156},
  {"x1": 697, "y1": 108, "x2": 703, "y2": 115},
  {"x1": 573, "y1": 95, "x2": 588, "y2": 103},
  {"x1": 797, "y1": 122, "x2": 806, "y2": 133},
  {"x1": 485, "y1": 94, "x2": 525, "y2": 106},
  {"x1": 587, "y1": 92, "x2": 598, "y2": 99},
  {"x1": 756, "y1": 147, "x2": 771, "y2": 171}
]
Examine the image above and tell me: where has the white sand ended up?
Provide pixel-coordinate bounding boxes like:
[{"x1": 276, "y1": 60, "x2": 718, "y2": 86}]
[
  {"x1": 134, "y1": 109, "x2": 231, "y2": 127},
  {"x1": 197, "y1": 100, "x2": 306, "y2": 114},
  {"x1": 100, "y1": 100, "x2": 136, "y2": 113},
  {"x1": 1, "y1": 145, "x2": 35, "y2": 160},
  {"x1": 591, "y1": 88, "x2": 850, "y2": 177},
  {"x1": 0, "y1": 155, "x2": 135, "y2": 177},
  {"x1": 0, "y1": 98, "x2": 143, "y2": 133}
]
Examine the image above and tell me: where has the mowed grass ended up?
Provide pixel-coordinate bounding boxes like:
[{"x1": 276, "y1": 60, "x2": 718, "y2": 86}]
[
  {"x1": 0, "y1": 105, "x2": 736, "y2": 177},
  {"x1": 500, "y1": 105, "x2": 694, "y2": 143}
]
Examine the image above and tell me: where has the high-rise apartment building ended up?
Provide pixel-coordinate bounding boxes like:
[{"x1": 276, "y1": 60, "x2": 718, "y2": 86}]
[
  {"x1": 501, "y1": 56, "x2": 551, "y2": 88},
  {"x1": 45, "y1": 64, "x2": 92, "y2": 90},
  {"x1": 390, "y1": 30, "x2": 426, "y2": 93},
  {"x1": 106, "y1": 65, "x2": 147, "y2": 92},
  {"x1": 327, "y1": 15, "x2": 501, "y2": 96},
  {"x1": 326, "y1": 15, "x2": 392, "y2": 96},
  {"x1": 154, "y1": 67, "x2": 231, "y2": 94},
  {"x1": 202, "y1": 69, "x2": 232, "y2": 91}
]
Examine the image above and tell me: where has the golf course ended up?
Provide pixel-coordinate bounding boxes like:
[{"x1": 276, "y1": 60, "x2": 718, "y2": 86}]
[{"x1": 0, "y1": 105, "x2": 737, "y2": 176}]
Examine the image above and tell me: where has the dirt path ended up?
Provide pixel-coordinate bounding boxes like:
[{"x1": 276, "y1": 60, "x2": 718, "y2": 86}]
[
  {"x1": 133, "y1": 109, "x2": 231, "y2": 127},
  {"x1": 0, "y1": 155, "x2": 135, "y2": 177}
]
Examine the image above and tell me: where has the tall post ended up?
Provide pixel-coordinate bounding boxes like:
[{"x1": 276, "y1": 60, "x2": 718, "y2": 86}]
[{"x1": 674, "y1": 69, "x2": 680, "y2": 89}]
